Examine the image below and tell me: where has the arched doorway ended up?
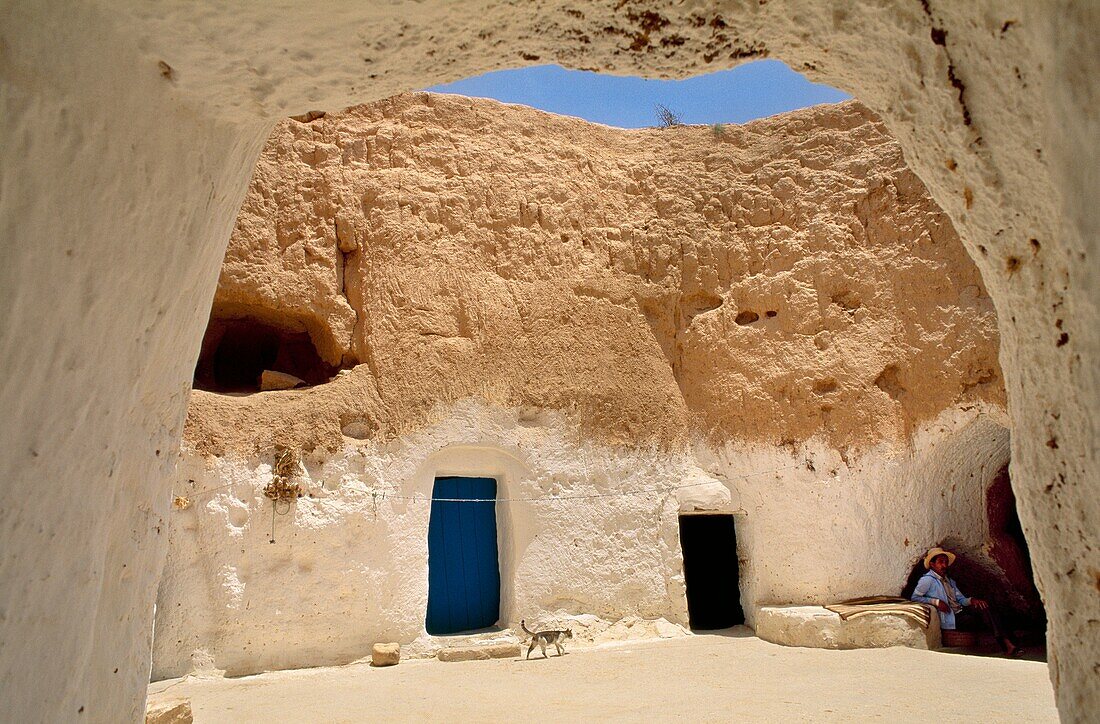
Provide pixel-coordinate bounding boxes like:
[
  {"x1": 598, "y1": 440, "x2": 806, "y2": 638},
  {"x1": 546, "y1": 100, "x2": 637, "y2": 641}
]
[{"x1": 426, "y1": 476, "x2": 502, "y2": 635}]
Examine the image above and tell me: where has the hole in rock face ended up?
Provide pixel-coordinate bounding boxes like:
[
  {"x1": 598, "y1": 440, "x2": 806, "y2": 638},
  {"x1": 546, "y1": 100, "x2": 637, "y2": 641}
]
[
  {"x1": 831, "y1": 290, "x2": 861, "y2": 312},
  {"x1": 427, "y1": 61, "x2": 850, "y2": 129},
  {"x1": 874, "y1": 364, "x2": 905, "y2": 399},
  {"x1": 734, "y1": 310, "x2": 760, "y2": 325},
  {"x1": 682, "y1": 291, "x2": 724, "y2": 319},
  {"x1": 193, "y1": 314, "x2": 337, "y2": 393},
  {"x1": 340, "y1": 420, "x2": 376, "y2": 439}
]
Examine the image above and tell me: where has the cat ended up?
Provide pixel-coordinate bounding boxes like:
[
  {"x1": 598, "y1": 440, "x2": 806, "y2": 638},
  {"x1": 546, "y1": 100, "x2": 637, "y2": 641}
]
[{"x1": 520, "y1": 619, "x2": 573, "y2": 659}]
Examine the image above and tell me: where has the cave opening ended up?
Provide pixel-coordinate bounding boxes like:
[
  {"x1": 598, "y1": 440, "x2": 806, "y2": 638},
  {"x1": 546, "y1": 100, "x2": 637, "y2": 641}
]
[
  {"x1": 193, "y1": 314, "x2": 337, "y2": 393},
  {"x1": 426, "y1": 60, "x2": 850, "y2": 129},
  {"x1": 983, "y1": 463, "x2": 1047, "y2": 634},
  {"x1": 901, "y1": 462, "x2": 1046, "y2": 650}
]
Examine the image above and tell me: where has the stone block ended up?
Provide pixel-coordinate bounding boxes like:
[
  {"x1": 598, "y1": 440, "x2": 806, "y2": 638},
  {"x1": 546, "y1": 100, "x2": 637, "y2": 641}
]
[
  {"x1": 260, "y1": 370, "x2": 306, "y2": 391},
  {"x1": 145, "y1": 699, "x2": 193, "y2": 724},
  {"x1": 755, "y1": 605, "x2": 941, "y2": 650},
  {"x1": 437, "y1": 643, "x2": 522, "y2": 662},
  {"x1": 372, "y1": 642, "x2": 400, "y2": 666}
]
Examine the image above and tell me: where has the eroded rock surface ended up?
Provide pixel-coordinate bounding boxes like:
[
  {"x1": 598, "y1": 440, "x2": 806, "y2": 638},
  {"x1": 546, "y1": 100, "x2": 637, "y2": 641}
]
[{"x1": 188, "y1": 95, "x2": 1002, "y2": 455}]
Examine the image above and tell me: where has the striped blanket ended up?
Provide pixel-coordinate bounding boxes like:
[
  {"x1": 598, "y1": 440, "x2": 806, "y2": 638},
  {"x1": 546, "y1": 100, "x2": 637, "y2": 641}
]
[{"x1": 824, "y1": 596, "x2": 932, "y2": 628}]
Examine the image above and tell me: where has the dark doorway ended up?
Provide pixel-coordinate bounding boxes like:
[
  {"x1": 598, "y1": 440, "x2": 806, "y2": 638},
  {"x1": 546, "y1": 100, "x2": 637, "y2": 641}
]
[
  {"x1": 426, "y1": 477, "x2": 501, "y2": 635},
  {"x1": 679, "y1": 513, "x2": 744, "y2": 629}
]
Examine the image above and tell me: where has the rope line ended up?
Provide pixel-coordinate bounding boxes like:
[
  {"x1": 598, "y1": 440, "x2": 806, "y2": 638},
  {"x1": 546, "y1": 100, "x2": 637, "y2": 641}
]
[
  {"x1": 176, "y1": 463, "x2": 803, "y2": 505},
  {"x1": 180, "y1": 480, "x2": 237, "y2": 501},
  {"x1": 339, "y1": 463, "x2": 800, "y2": 504}
]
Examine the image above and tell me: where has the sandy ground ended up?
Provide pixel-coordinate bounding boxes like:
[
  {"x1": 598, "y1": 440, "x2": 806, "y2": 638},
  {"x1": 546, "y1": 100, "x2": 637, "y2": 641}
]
[{"x1": 147, "y1": 631, "x2": 1056, "y2": 723}]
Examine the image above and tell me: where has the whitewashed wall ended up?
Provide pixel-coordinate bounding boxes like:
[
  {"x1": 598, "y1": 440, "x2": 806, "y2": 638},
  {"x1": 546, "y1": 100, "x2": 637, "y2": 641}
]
[{"x1": 154, "y1": 403, "x2": 1005, "y2": 678}]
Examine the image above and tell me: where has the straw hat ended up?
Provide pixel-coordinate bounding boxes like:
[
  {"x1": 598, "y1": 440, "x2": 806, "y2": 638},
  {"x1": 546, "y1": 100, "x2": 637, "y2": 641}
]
[{"x1": 923, "y1": 547, "x2": 956, "y2": 569}]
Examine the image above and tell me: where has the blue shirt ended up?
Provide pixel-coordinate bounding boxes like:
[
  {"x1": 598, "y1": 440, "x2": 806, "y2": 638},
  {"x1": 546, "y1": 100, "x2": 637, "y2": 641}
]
[{"x1": 911, "y1": 571, "x2": 971, "y2": 630}]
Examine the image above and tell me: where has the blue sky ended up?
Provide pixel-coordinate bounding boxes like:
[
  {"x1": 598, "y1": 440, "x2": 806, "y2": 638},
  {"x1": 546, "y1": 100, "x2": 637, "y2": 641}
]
[{"x1": 426, "y1": 60, "x2": 850, "y2": 129}]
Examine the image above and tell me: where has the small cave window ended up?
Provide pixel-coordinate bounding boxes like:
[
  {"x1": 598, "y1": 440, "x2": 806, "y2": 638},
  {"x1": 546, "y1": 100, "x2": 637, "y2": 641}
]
[
  {"x1": 734, "y1": 310, "x2": 760, "y2": 325},
  {"x1": 193, "y1": 314, "x2": 337, "y2": 393}
]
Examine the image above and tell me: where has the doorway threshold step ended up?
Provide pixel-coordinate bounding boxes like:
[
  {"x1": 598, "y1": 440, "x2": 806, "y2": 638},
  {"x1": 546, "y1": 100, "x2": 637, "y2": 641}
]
[{"x1": 437, "y1": 642, "x2": 523, "y2": 662}]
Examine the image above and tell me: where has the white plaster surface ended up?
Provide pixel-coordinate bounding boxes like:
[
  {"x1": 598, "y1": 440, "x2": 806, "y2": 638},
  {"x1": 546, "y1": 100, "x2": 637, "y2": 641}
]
[
  {"x1": 709, "y1": 407, "x2": 1013, "y2": 623},
  {"x1": 755, "y1": 605, "x2": 941, "y2": 650},
  {"x1": 1, "y1": 1, "x2": 1097, "y2": 721},
  {"x1": 155, "y1": 402, "x2": 694, "y2": 678},
  {"x1": 154, "y1": 403, "x2": 1006, "y2": 680}
]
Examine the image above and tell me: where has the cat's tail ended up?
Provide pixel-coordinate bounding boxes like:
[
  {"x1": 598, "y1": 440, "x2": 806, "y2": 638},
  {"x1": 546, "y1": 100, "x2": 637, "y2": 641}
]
[{"x1": 520, "y1": 619, "x2": 535, "y2": 636}]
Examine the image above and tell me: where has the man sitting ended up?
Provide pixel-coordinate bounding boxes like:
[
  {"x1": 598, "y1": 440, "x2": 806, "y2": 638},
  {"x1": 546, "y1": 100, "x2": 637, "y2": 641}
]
[{"x1": 911, "y1": 547, "x2": 1021, "y2": 657}]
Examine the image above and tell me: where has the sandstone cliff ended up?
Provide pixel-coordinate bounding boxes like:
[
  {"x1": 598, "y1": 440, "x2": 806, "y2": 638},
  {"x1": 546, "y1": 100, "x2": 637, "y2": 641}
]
[{"x1": 186, "y1": 94, "x2": 1002, "y2": 454}]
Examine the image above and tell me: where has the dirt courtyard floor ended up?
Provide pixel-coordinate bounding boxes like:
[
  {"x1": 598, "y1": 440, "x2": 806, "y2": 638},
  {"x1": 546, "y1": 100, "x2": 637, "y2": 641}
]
[{"x1": 147, "y1": 631, "x2": 1057, "y2": 723}]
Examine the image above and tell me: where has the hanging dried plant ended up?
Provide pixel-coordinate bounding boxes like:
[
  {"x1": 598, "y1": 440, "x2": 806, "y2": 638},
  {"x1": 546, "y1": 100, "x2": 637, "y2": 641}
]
[{"x1": 263, "y1": 447, "x2": 302, "y2": 503}]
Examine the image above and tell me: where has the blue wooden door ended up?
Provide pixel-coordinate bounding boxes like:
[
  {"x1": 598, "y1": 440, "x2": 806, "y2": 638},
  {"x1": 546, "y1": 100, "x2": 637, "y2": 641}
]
[{"x1": 426, "y1": 476, "x2": 500, "y2": 634}]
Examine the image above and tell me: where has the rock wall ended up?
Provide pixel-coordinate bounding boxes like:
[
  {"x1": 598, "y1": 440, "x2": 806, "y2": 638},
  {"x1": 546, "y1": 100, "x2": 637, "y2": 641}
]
[
  {"x1": 155, "y1": 96, "x2": 1013, "y2": 678},
  {"x1": 2, "y1": 1, "x2": 1096, "y2": 721},
  {"x1": 187, "y1": 96, "x2": 1002, "y2": 455}
]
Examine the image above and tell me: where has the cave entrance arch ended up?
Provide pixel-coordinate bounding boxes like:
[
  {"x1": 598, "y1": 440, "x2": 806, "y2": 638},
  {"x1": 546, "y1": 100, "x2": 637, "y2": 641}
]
[
  {"x1": 6, "y1": 3, "x2": 1095, "y2": 721},
  {"x1": 679, "y1": 513, "x2": 744, "y2": 630},
  {"x1": 901, "y1": 460, "x2": 1047, "y2": 647},
  {"x1": 984, "y1": 463, "x2": 1046, "y2": 634}
]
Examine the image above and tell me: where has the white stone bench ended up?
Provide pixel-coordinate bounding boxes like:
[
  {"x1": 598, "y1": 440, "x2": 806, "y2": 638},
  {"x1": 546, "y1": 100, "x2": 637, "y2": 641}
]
[{"x1": 755, "y1": 605, "x2": 941, "y2": 650}]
